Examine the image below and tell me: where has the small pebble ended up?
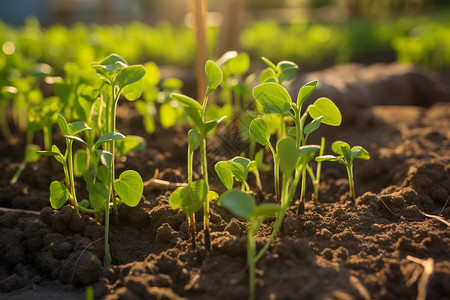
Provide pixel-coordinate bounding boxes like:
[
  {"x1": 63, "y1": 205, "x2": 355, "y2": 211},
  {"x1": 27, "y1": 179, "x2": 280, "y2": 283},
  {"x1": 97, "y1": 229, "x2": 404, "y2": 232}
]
[{"x1": 370, "y1": 223, "x2": 383, "y2": 232}]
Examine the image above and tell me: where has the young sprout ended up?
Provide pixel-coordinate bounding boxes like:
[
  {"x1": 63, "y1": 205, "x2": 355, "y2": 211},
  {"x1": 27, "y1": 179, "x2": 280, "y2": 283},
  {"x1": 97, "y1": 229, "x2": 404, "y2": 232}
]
[
  {"x1": 215, "y1": 156, "x2": 258, "y2": 192},
  {"x1": 249, "y1": 118, "x2": 280, "y2": 197},
  {"x1": 219, "y1": 190, "x2": 279, "y2": 300},
  {"x1": 316, "y1": 141, "x2": 370, "y2": 201},
  {"x1": 253, "y1": 138, "x2": 319, "y2": 263},
  {"x1": 252, "y1": 80, "x2": 341, "y2": 210},
  {"x1": 170, "y1": 60, "x2": 225, "y2": 251},
  {"x1": 37, "y1": 114, "x2": 91, "y2": 214}
]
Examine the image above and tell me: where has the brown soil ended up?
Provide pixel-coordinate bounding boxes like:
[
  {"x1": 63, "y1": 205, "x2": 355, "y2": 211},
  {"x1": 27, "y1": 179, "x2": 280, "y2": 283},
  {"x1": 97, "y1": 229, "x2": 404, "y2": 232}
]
[{"x1": 0, "y1": 64, "x2": 449, "y2": 300}]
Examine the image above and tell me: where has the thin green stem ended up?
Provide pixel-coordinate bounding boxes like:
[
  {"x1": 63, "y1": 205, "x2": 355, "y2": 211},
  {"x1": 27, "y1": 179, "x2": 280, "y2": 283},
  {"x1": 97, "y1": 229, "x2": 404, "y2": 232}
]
[
  {"x1": 314, "y1": 137, "x2": 325, "y2": 199},
  {"x1": 200, "y1": 136, "x2": 210, "y2": 251},
  {"x1": 267, "y1": 143, "x2": 279, "y2": 198},
  {"x1": 43, "y1": 125, "x2": 52, "y2": 151},
  {"x1": 254, "y1": 169, "x2": 300, "y2": 264},
  {"x1": 66, "y1": 139, "x2": 80, "y2": 214},
  {"x1": 346, "y1": 164, "x2": 356, "y2": 201}
]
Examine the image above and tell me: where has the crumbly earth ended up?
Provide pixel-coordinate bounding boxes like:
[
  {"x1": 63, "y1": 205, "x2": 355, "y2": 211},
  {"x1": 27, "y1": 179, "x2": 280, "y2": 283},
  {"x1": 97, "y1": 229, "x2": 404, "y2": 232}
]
[{"x1": 0, "y1": 65, "x2": 449, "y2": 300}]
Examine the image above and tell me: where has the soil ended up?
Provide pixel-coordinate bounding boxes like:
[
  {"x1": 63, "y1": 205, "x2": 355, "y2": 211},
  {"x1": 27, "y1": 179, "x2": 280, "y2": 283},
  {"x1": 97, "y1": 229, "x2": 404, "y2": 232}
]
[{"x1": 0, "y1": 63, "x2": 449, "y2": 300}]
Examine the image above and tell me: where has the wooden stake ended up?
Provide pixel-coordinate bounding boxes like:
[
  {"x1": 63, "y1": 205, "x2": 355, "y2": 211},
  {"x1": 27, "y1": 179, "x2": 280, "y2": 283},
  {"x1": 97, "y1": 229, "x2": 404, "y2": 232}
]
[{"x1": 190, "y1": 0, "x2": 208, "y2": 103}]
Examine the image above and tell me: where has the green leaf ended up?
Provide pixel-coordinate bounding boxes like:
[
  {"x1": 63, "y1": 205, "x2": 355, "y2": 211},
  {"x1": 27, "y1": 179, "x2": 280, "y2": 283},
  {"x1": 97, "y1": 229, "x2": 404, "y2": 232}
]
[
  {"x1": 205, "y1": 60, "x2": 223, "y2": 96},
  {"x1": 229, "y1": 161, "x2": 246, "y2": 183},
  {"x1": 298, "y1": 144, "x2": 321, "y2": 155},
  {"x1": 304, "y1": 116, "x2": 323, "y2": 135},
  {"x1": 168, "y1": 180, "x2": 207, "y2": 216},
  {"x1": 287, "y1": 127, "x2": 296, "y2": 137},
  {"x1": 261, "y1": 57, "x2": 277, "y2": 72},
  {"x1": 114, "y1": 170, "x2": 143, "y2": 207},
  {"x1": 67, "y1": 121, "x2": 91, "y2": 136},
  {"x1": 352, "y1": 146, "x2": 370, "y2": 160},
  {"x1": 97, "y1": 54, "x2": 128, "y2": 67},
  {"x1": 253, "y1": 203, "x2": 279, "y2": 219},
  {"x1": 215, "y1": 161, "x2": 233, "y2": 190},
  {"x1": 331, "y1": 141, "x2": 350, "y2": 156},
  {"x1": 208, "y1": 191, "x2": 219, "y2": 202},
  {"x1": 226, "y1": 52, "x2": 250, "y2": 76},
  {"x1": 143, "y1": 61, "x2": 160, "y2": 87},
  {"x1": 249, "y1": 118, "x2": 270, "y2": 146},
  {"x1": 276, "y1": 137, "x2": 298, "y2": 174},
  {"x1": 63, "y1": 135, "x2": 89, "y2": 148},
  {"x1": 74, "y1": 149, "x2": 88, "y2": 177},
  {"x1": 277, "y1": 61, "x2": 298, "y2": 83},
  {"x1": 203, "y1": 115, "x2": 227, "y2": 135},
  {"x1": 297, "y1": 80, "x2": 318, "y2": 107},
  {"x1": 97, "y1": 165, "x2": 109, "y2": 183},
  {"x1": 88, "y1": 181, "x2": 108, "y2": 210},
  {"x1": 25, "y1": 144, "x2": 41, "y2": 163},
  {"x1": 170, "y1": 93, "x2": 203, "y2": 129},
  {"x1": 315, "y1": 155, "x2": 345, "y2": 164},
  {"x1": 116, "y1": 135, "x2": 146, "y2": 157},
  {"x1": 114, "y1": 65, "x2": 146, "y2": 91},
  {"x1": 309, "y1": 97, "x2": 342, "y2": 126},
  {"x1": 57, "y1": 114, "x2": 69, "y2": 135},
  {"x1": 160, "y1": 102, "x2": 181, "y2": 129},
  {"x1": 259, "y1": 67, "x2": 277, "y2": 84},
  {"x1": 219, "y1": 190, "x2": 256, "y2": 221},
  {"x1": 123, "y1": 78, "x2": 143, "y2": 101},
  {"x1": 94, "y1": 132, "x2": 126, "y2": 148},
  {"x1": 231, "y1": 157, "x2": 251, "y2": 182},
  {"x1": 97, "y1": 150, "x2": 112, "y2": 167},
  {"x1": 253, "y1": 83, "x2": 291, "y2": 114},
  {"x1": 49, "y1": 181, "x2": 69, "y2": 209},
  {"x1": 36, "y1": 149, "x2": 64, "y2": 164},
  {"x1": 188, "y1": 129, "x2": 201, "y2": 150}
]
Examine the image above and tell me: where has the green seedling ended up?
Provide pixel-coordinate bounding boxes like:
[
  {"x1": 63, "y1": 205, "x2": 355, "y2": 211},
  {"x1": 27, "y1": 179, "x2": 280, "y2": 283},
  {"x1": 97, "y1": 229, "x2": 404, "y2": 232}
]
[
  {"x1": 169, "y1": 179, "x2": 218, "y2": 249},
  {"x1": 170, "y1": 60, "x2": 225, "y2": 251},
  {"x1": 253, "y1": 137, "x2": 320, "y2": 263},
  {"x1": 91, "y1": 53, "x2": 146, "y2": 222},
  {"x1": 37, "y1": 114, "x2": 91, "y2": 214},
  {"x1": 316, "y1": 141, "x2": 370, "y2": 201},
  {"x1": 219, "y1": 189, "x2": 279, "y2": 300},
  {"x1": 249, "y1": 118, "x2": 280, "y2": 196},
  {"x1": 215, "y1": 156, "x2": 259, "y2": 192},
  {"x1": 252, "y1": 80, "x2": 341, "y2": 208}
]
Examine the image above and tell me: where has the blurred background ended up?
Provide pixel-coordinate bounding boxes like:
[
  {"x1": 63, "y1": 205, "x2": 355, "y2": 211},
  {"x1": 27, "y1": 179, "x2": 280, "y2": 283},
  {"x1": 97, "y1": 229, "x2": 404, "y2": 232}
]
[{"x1": 1, "y1": 0, "x2": 450, "y2": 71}]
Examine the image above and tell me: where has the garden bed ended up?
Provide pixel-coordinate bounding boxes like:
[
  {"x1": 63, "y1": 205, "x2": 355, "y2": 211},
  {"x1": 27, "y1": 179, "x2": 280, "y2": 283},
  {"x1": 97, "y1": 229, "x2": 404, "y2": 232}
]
[{"x1": 0, "y1": 64, "x2": 449, "y2": 300}]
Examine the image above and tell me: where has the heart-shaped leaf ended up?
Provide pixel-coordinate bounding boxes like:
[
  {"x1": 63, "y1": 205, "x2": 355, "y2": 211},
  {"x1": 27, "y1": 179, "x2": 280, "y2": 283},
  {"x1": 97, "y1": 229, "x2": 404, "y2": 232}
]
[
  {"x1": 114, "y1": 170, "x2": 143, "y2": 207},
  {"x1": 309, "y1": 97, "x2": 342, "y2": 126},
  {"x1": 49, "y1": 181, "x2": 69, "y2": 209},
  {"x1": 253, "y1": 83, "x2": 292, "y2": 114}
]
